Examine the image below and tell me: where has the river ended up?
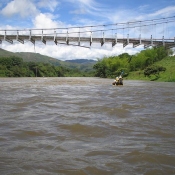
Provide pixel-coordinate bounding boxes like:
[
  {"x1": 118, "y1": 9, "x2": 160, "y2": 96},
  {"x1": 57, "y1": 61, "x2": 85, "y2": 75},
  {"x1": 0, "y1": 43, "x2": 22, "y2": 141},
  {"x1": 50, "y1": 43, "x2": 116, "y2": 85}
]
[{"x1": 0, "y1": 77, "x2": 175, "y2": 175}]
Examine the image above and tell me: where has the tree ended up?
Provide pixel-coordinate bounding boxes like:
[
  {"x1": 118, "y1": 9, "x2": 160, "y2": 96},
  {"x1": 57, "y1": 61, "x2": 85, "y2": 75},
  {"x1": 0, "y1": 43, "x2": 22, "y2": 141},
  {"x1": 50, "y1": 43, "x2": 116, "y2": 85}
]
[
  {"x1": 144, "y1": 65, "x2": 166, "y2": 78},
  {"x1": 93, "y1": 61, "x2": 107, "y2": 78}
]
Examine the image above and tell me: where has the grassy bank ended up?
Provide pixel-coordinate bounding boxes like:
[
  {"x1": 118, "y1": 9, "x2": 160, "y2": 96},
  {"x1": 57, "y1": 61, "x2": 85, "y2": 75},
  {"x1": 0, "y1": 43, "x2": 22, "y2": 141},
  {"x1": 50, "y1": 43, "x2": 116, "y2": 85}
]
[{"x1": 126, "y1": 56, "x2": 175, "y2": 82}]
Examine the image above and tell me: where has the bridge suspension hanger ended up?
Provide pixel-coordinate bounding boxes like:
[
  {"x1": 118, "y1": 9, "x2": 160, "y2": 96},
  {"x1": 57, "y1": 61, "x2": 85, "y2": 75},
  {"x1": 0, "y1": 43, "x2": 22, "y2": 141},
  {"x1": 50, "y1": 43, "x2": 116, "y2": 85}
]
[
  {"x1": 133, "y1": 34, "x2": 142, "y2": 48},
  {"x1": 139, "y1": 34, "x2": 142, "y2": 45},
  {"x1": 112, "y1": 33, "x2": 117, "y2": 47},
  {"x1": 151, "y1": 34, "x2": 153, "y2": 46},
  {"x1": 150, "y1": 21, "x2": 154, "y2": 46},
  {"x1": 154, "y1": 24, "x2": 157, "y2": 41},
  {"x1": 123, "y1": 23, "x2": 130, "y2": 47},
  {"x1": 123, "y1": 34, "x2": 129, "y2": 47},
  {"x1": 66, "y1": 30, "x2": 69, "y2": 45},
  {"x1": 0, "y1": 38, "x2": 2, "y2": 49},
  {"x1": 112, "y1": 26, "x2": 118, "y2": 47},
  {"x1": 144, "y1": 35, "x2": 153, "y2": 49},
  {"x1": 154, "y1": 35, "x2": 165, "y2": 48},
  {"x1": 78, "y1": 28, "x2": 80, "y2": 46},
  {"x1": 133, "y1": 22, "x2": 142, "y2": 48},
  {"x1": 138, "y1": 21, "x2": 142, "y2": 45},
  {"x1": 127, "y1": 34, "x2": 130, "y2": 45},
  {"x1": 16, "y1": 30, "x2": 24, "y2": 44},
  {"x1": 155, "y1": 35, "x2": 166, "y2": 48},
  {"x1": 162, "y1": 36, "x2": 165, "y2": 46},
  {"x1": 29, "y1": 30, "x2": 35, "y2": 44},
  {"x1": 101, "y1": 31, "x2": 105, "y2": 46},
  {"x1": 161, "y1": 22, "x2": 165, "y2": 47},
  {"x1": 166, "y1": 37, "x2": 175, "y2": 49},
  {"x1": 41, "y1": 30, "x2": 46, "y2": 44},
  {"x1": 54, "y1": 30, "x2": 57, "y2": 45},
  {"x1": 4, "y1": 30, "x2": 13, "y2": 44},
  {"x1": 122, "y1": 27, "x2": 125, "y2": 48},
  {"x1": 90, "y1": 31, "x2": 92, "y2": 46}
]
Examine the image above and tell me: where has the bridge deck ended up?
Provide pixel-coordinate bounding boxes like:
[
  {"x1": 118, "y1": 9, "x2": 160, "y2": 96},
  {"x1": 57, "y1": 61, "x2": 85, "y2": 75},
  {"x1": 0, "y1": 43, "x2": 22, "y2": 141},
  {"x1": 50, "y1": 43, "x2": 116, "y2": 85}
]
[{"x1": 0, "y1": 35, "x2": 174, "y2": 48}]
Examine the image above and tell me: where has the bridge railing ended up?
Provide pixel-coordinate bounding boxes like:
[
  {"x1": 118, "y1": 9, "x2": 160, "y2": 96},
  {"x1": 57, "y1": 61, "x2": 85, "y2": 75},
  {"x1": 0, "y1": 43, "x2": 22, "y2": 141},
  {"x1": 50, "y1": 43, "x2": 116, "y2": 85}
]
[{"x1": 0, "y1": 33, "x2": 174, "y2": 49}]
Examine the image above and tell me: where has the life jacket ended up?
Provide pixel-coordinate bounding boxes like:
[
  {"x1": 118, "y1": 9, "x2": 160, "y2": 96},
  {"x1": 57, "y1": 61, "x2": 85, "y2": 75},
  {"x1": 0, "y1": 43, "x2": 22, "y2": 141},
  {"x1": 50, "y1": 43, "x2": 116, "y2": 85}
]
[{"x1": 116, "y1": 77, "x2": 119, "y2": 81}]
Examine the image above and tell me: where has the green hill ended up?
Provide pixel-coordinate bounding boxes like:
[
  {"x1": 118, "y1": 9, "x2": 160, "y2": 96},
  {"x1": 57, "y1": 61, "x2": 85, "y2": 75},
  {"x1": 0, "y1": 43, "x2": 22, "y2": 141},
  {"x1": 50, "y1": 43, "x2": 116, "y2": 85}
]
[
  {"x1": 0, "y1": 48, "x2": 62, "y2": 65},
  {"x1": 0, "y1": 48, "x2": 15, "y2": 57},
  {"x1": 1, "y1": 47, "x2": 174, "y2": 81},
  {"x1": 126, "y1": 56, "x2": 175, "y2": 82},
  {"x1": 15, "y1": 52, "x2": 63, "y2": 66},
  {"x1": 155, "y1": 56, "x2": 175, "y2": 81},
  {"x1": 0, "y1": 48, "x2": 68, "y2": 66},
  {"x1": 65, "y1": 59, "x2": 96, "y2": 64},
  {"x1": 93, "y1": 47, "x2": 175, "y2": 82},
  {"x1": 0, "y1": 48, "x2": 95, "y2": 72}
]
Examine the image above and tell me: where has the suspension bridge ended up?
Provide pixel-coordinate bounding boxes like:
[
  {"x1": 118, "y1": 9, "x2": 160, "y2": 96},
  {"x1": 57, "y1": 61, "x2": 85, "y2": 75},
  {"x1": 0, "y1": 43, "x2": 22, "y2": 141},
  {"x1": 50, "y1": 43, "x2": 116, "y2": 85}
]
[{"x1": 0, "y1": 16, "x2": 175, "y2": 49}]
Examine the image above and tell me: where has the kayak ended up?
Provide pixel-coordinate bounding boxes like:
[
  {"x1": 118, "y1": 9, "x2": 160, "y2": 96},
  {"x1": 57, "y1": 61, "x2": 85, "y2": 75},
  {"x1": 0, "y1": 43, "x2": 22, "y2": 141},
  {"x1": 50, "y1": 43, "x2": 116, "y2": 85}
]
[{"x1": 112, "y1": 79, "x2": 123, "y2": 86}]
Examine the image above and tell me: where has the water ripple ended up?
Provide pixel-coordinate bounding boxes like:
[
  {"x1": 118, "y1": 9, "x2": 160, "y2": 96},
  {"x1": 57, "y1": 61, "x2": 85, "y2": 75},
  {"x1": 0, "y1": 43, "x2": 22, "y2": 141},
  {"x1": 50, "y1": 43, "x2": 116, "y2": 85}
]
[{"x1": 0, "y1": 78, "x2": 175, "y2": 175}]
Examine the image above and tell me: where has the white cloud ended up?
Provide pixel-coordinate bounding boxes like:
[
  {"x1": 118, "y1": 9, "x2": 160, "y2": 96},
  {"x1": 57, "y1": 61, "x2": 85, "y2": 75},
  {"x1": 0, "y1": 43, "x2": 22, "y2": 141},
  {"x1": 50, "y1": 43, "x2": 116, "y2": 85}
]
[
  {"x1": 67, "y1": 0, "x2": 108, "y2": 20},
  {"x1": 0, "y1": 0, "x2": 60, "y2": 19},
  {"x1": 33, "y1": 13, "x2": 60, "y2": 29},
  {"x1": 1, "y1": 0, "x2": 38, "y2": 17},
  {"x1": 67, "y1": 0, "x2": 94, "y2": 7},
  {"x1": 37, "y1": 0, "x2": 59, "y2": 12},
  {"x1": 70, "y1": 8, "x2": 87, "y2": 15},
  {"x1": 137, "y1": 5, "x2": 149, "y2": 11},
  {"x1": 149, "y1": 6, "x2": 175, "y2": 17}
]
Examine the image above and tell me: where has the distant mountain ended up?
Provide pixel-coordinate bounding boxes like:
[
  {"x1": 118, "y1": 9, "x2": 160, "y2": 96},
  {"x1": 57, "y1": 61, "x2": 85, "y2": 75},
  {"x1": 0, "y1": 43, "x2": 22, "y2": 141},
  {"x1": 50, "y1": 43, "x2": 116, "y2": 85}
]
[
  {"x1": 0, "y1": 48, "x2": 62, "y2": 65},
  {"x1": 65, "y1": 59, "x2": 96, "y2": 64},
  {"x1": 0, "y1": 48, "x2": 16, "y2": 57},
  {"x1": 0, "y1": 48, "x2": 96, "y2": 71}
]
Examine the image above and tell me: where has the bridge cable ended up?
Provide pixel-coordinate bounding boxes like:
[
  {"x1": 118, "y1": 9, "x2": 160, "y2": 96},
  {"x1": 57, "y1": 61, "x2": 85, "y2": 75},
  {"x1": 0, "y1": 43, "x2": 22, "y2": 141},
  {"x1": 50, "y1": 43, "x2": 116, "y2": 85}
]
[
  {"x1": 163, "y1": 22, "x2": 165, "y2": 38},
  {"x1": 2, "y1": 19, "x2": 173, "y2": 37},
  {"x1": 167, "y1": 22, "x2": 169, "y2": 39},
  {"x1": 155, "y1": 24, "x2": 157, "y2": 40},
  {"x1": 38, "y1": 19, "x2": 175, "y2": 36},
  {"x1": 0, "y1": 16, "x2": 175, "y2": 32}
]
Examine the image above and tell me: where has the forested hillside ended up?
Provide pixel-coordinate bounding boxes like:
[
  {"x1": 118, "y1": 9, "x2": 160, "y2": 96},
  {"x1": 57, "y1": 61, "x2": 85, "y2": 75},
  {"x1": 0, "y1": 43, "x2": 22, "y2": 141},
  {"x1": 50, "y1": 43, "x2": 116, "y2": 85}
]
[
  {"x1": 0, "y1": 48, "x2": 96, "y2": 72},
  {"x1": 0, "y1": 47, "x2": 174, "y2": 81},
  {"x1": 93, "y1": 47, "x2": 175, "y2": 82},
  {"x1": 0, "y1": 56, "x2": 94, "y2": 77}
]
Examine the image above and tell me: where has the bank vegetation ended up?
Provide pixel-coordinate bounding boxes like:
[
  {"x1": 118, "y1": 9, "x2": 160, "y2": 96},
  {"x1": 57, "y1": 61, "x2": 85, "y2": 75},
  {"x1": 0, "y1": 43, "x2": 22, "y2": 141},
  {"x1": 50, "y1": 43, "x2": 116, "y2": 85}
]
[
  {"x1": 0, "y1": 46, "x2": 174, "y2": 82},
  {"x1": 93, "y1": 47, "x2": 175, "y2": 82}
]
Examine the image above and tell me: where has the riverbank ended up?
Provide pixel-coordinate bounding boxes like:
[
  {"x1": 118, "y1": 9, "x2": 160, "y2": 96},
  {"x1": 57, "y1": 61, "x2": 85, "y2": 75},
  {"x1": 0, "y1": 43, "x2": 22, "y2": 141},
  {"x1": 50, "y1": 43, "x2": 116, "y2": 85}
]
[{"x1": 126, "y1": 56, "x2": 175, "y2": 82}]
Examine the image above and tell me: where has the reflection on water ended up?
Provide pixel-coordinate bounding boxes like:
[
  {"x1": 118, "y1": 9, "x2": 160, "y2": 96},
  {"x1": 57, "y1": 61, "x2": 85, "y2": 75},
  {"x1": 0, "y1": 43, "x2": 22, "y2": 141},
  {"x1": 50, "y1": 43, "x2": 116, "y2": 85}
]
[{"x1": 0, "y1": 77, "x2": 175, "y2": 175}]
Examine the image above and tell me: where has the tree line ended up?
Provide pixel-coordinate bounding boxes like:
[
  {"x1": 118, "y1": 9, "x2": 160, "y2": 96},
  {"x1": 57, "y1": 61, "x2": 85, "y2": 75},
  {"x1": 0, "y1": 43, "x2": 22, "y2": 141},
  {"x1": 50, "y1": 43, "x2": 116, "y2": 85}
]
[
  {"x1": 0, "y1": 56, "x2": 92, "y2": 77},
  {"x1": 93, "y1": 46, "x2": 171, "y2": 78},
  {"x1": 0, "y1": 46, "x2": 172, "y2": 78}
]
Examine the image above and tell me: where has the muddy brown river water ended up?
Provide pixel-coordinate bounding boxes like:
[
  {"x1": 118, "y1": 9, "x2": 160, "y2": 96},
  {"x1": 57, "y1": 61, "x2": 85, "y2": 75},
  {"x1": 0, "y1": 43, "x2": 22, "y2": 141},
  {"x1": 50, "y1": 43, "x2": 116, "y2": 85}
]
[{"x1": 0, "y1": 77, "x2": 175, "y2": 175}]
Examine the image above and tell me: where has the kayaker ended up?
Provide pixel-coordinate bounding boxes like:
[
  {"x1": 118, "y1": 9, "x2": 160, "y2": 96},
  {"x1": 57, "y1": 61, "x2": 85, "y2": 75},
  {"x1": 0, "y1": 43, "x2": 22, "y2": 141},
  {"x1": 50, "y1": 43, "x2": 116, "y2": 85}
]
[
  {"x1": 119, "y1": 75, "x2": 123, "y2": 84},
  {"x1": 116, "y1": 76, "x2": 119, "y2": 82}
]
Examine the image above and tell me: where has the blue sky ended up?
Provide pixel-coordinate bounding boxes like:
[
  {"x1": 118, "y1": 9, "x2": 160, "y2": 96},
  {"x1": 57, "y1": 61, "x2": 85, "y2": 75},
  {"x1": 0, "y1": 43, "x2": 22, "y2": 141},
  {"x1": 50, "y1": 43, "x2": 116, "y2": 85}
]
[{"x1": 0, "y1": 0, "x2": 175, "y2": 60}]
